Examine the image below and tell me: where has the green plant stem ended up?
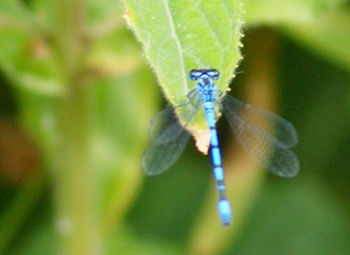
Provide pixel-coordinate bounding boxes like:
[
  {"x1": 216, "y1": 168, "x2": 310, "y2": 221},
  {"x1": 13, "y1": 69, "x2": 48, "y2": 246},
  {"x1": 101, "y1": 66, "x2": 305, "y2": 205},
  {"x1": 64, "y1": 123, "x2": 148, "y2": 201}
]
[
  {"x1": 55, "y1": 88, "x2": 101, "y2": 255},
  {"x1": 52, "y1": 1, "x2": 102, "y2": 254}
]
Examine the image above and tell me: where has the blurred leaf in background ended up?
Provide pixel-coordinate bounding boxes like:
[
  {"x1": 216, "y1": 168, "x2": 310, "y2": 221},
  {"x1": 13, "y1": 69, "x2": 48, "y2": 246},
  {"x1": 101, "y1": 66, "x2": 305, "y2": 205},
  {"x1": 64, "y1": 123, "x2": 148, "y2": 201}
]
[{"x1": 0, "y1": 0, "x2": 349, "y2": 255}]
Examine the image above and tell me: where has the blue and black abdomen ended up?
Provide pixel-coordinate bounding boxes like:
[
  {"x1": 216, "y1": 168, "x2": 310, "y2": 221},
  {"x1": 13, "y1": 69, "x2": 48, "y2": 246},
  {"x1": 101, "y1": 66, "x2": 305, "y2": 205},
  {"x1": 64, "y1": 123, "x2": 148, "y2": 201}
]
[{"x1": 195, "y1": 71, "x2": 232, "y2": 225}]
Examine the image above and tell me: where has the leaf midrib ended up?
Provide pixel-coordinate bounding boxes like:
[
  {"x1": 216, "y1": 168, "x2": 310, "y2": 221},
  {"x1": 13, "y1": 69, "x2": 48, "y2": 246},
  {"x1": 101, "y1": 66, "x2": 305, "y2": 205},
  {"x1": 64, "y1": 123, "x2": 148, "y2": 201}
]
[{"x1": 162, "y1": 0, "x2": 188, "y2": 94}]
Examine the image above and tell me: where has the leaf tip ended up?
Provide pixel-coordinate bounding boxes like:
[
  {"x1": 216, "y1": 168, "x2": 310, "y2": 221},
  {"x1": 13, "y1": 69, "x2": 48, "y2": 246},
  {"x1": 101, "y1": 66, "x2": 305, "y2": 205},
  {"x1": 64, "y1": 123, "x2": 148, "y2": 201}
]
[{"x1": 192, "y1": 129, "x2": 210, "y2": 155}]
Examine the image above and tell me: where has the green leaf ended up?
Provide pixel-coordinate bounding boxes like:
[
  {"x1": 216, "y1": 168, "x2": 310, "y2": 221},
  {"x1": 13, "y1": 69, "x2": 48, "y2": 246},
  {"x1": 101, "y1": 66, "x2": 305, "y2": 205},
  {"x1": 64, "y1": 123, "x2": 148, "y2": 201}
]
[
  {"x1": 243, "y1": 0, "x2": 350, "y2": 72},
  {"x1": 85, "y1": 0, "x2": 122, "y2": 29},
  {"x1": 283, "y1": 8, "x2": 350, "y2": 72},
  {"x1": 123, "y1": 0, "x2": 243, "y2": 150},
  {"x1": 243, "y1": 0, "x2": 345, "y2": 25},
  {"x1": 0, "y1": 28, "x2": 64, "y2": 96},
  {"x1": 86, "y1": 29, "x2": 144, "y2": 76},
  {"x1": 30, "y1": 0, "x2": 123, "y2": 38},
  {"x1": 0, "y1": 2, "x2": 64, "y2": 96},
  {"x1": 0, "y1": 0, "x2": 36, "y2": 29}
]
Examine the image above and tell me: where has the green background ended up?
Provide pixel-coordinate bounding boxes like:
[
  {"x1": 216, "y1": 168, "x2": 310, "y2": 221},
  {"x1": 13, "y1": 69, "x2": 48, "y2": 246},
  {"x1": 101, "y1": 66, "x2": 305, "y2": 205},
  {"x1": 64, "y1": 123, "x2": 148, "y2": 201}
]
[{"x1": 0, "y1": 0, "x2": 349, "y2": 254}]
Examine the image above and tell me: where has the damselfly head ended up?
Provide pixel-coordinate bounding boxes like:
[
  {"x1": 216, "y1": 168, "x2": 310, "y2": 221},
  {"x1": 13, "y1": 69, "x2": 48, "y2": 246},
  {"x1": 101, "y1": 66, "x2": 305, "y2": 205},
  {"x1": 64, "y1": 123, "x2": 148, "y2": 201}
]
[{"x1": 189, "y1": 69, "x2": 219, "y2": 80}]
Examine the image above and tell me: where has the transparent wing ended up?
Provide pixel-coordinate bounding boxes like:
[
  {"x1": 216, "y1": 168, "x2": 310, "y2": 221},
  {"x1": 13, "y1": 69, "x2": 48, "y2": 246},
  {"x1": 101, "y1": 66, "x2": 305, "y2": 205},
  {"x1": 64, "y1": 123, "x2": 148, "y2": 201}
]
[
  {"x1": 149, "y1": 107, "x2": 186, "y2": 144},
  {"x1": 142, "y1": 106, "x2": 194, "y2": 176},
  {"x1": 149, "y1": 92, "x2": 199, "y2": 144},
  {"x1": 222, "y1": 95, "x2": 299, "y2": 177}
]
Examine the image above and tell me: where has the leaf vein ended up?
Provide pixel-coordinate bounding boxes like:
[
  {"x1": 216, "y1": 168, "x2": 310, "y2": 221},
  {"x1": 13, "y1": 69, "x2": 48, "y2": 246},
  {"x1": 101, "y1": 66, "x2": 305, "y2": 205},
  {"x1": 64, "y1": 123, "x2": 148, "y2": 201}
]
[{"x1": 162, "y1": 0, "x2": 188, "y2": 94}]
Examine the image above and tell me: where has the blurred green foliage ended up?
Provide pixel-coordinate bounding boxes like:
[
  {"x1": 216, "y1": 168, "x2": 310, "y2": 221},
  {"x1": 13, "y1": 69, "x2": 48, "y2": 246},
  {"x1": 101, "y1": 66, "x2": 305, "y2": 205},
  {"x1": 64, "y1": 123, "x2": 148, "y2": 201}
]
[{"x1": 0, "y1": 0, "x2": 349, "y2": 255}]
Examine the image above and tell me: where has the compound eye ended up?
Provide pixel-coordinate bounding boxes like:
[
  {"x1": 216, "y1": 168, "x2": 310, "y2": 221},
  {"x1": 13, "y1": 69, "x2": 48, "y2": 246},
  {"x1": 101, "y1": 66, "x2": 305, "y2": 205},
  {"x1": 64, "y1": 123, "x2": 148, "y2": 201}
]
[
  {"x1": 189, "y1": 70, "x2": 203, "y2": 80},
  {"x1": 207, "y1": 69, "x2": 219, "y2": 79}
]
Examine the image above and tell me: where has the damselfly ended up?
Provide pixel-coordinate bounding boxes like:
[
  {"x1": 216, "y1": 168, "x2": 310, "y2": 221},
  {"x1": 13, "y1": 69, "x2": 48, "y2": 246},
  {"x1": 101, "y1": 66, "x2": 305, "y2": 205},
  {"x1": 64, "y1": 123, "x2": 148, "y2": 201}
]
[{"x1": 142, "y1": 69, "x2": 299, "y2": 226}]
